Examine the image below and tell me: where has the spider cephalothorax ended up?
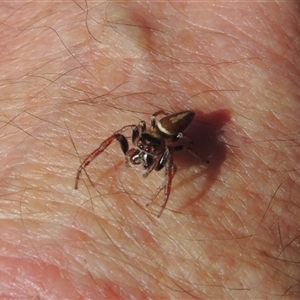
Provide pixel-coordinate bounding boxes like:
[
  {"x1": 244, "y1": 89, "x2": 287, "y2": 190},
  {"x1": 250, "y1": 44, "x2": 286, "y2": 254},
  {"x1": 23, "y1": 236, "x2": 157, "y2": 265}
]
[{"x1": 75, "y1": 110, "x2": 197, "y2": 217}]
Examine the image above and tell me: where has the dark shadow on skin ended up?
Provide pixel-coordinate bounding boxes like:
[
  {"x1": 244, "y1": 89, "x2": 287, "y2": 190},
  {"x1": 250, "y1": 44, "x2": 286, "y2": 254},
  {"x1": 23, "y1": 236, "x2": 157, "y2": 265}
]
[{"x1": 172, "y1": 109, "x2": 231, "y2": 215}]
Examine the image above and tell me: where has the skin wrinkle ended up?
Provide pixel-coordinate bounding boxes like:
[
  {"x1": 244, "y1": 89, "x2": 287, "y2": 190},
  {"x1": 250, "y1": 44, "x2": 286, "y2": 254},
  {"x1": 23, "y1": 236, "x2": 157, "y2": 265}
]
[{"x1": 0, "y1": 0, "x2": 300, "y2": 299}]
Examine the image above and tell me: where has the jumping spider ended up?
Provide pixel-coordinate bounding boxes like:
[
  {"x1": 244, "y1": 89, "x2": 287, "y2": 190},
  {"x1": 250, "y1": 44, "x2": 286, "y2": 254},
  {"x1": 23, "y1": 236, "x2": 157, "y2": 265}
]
[{"x1": 75, "y1": 110, "x2": 205, "y2": 217}]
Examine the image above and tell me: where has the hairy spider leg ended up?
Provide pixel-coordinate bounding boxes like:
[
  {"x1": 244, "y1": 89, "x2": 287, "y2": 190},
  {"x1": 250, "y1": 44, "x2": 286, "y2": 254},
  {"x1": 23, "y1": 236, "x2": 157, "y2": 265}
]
[
  {"x1": 144, "y1": 147, "x2": 177, "y2": 217},
  {"x1": 75, "y1": 124, "x2": 136, "y2": 189},
  {"x1": 146, "y1": 143, "x2": 204, "y2": 217},
  {"x1": 132, "y1": 120, "x2": 146, "y2": 143},
  {"x1": 142, "y1": 155, "x2": 159, "y2": 178},
  {"x1": 150, "y1": 110, "x2": 169, "y2": 130},
  {"x1": 139, "y1": 120, "x2": 146, "y2": 133},
  {"x1": 142, "y1": 141, "x2": 171, "y2": 178},
  {"x1": 159, "y1": 161, "x2": 177, "y2": 217}
]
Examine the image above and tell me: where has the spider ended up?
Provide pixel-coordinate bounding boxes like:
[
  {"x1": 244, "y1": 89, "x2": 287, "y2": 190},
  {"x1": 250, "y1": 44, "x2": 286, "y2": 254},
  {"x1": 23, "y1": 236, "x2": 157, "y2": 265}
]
[{"x1": 75, "y1": 110, "x2": 202, "y2": 217}]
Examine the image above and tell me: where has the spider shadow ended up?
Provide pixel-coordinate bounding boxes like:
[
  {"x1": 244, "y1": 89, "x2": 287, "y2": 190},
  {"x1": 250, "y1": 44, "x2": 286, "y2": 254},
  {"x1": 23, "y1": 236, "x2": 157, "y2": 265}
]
[{"x1": 171, "y1": 109, "x2": 231, "y2": 215}]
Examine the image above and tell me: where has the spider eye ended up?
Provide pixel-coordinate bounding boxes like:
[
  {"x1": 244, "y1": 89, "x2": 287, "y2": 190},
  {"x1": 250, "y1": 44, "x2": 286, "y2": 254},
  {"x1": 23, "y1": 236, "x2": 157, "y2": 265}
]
[
  {"x1": 139, "y1": 133, "x2": 161, "y2": 152},
  {"x1": 138, "y1": 145, "x2": 145, "y2": 151}
]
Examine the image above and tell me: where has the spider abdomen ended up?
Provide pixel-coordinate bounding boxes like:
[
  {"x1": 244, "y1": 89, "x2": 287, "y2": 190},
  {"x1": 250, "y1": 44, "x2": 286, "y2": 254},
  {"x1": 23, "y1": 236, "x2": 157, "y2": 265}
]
[{"x1": 156, "y1": 111, "x2": 195, "y2": 137}]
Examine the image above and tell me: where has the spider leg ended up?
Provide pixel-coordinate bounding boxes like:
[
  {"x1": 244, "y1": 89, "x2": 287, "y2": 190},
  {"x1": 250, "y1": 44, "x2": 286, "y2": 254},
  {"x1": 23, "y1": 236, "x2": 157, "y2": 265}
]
[
  {"x1": 75, "y1": 124, "x2": 136, "y2": 189},
  {"x1": 143, "y1": 143, "x2": 169, "y2": 178},
  {"x1": 139, "y1": 120, "x2": 146, "y2": 133},
  {"x1": 145, "y1": 147, "x2": 177, "y2": 217},
  {"x1": 142, "y1": 155, "x2": 159, "y2": 178},
  {"x1": 150, "y1": 110, "x2": 169, "y2": 130},
  {"x1": 157, "y1": 151, "x2": 177, "y2": 217}
]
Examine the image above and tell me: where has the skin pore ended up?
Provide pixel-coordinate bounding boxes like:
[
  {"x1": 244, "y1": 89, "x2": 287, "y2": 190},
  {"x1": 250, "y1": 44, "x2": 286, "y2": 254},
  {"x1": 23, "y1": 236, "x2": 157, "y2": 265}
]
[{"x1": 0, "y1": 1, "x2": 299, "y2": 299}]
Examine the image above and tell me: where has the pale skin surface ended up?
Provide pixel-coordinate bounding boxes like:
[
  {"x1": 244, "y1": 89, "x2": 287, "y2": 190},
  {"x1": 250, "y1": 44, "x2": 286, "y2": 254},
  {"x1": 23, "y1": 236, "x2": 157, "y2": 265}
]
[{"x1": 0, "y1": 0, "x2": 299, "y2": 299}]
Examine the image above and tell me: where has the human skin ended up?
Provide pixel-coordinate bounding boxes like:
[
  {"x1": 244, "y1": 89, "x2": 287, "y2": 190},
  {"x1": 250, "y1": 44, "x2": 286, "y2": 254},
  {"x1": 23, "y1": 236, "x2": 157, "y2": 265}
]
[{"x1": 0, "y1": 0, "x2": 299, "y2": 299}]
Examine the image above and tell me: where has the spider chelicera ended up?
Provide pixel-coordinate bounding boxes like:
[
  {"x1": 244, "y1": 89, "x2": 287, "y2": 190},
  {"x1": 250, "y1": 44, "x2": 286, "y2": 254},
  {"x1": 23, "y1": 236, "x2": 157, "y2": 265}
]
[{"x1": 75, "y1": 110, "x2": 202, "y2": 217}]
